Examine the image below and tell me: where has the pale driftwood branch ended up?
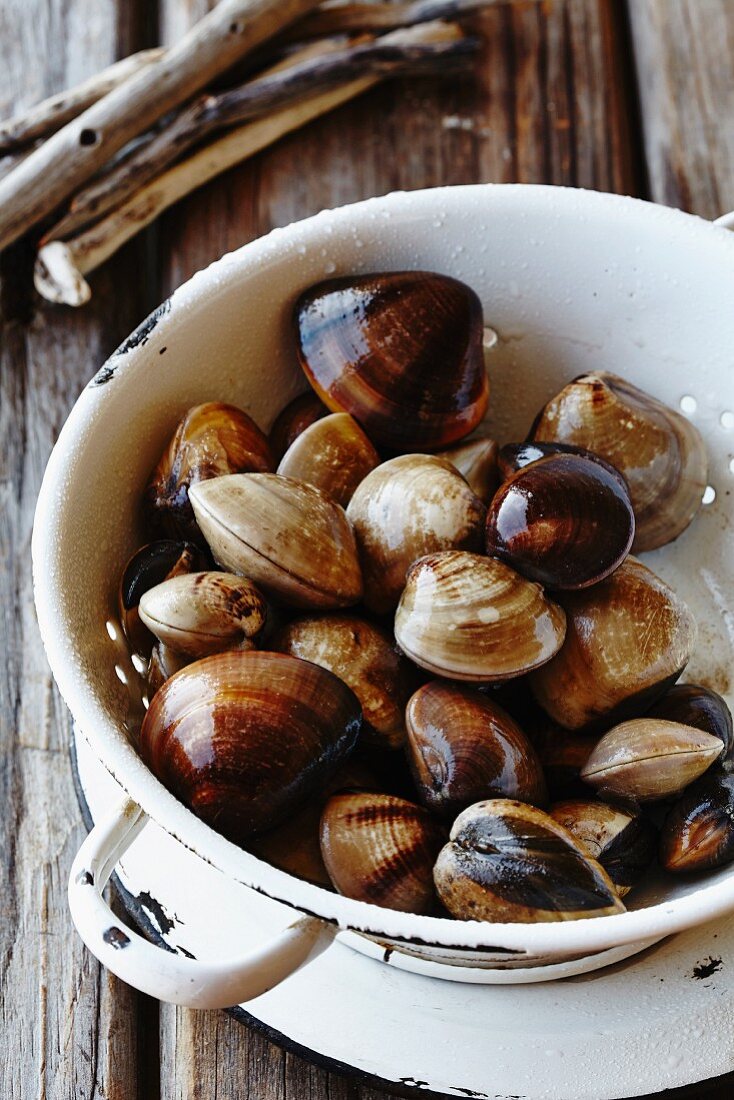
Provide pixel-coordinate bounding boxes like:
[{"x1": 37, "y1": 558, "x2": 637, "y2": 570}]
[
  {"x1": 0, "y1": 0, "x2": 325, "y2": 254},
  {"x1": 34, "y1": 22, "x2": 464, "y2": 307},
  {"x1": 0, "y1": 49, "x2": 165, "y2": 154},
  {"x1": 291, "y1": 0, "x2": 495, "y2": 39},
  {"x1": 49, "y1": 32, "x2": 477, "y2": 242}
]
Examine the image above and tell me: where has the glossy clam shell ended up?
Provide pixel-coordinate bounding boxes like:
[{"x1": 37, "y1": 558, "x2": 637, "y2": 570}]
[
  {"x1": 147, "y1": 642, "x2": 191, "y2": 699},
  {"x1": 529, "y1": 558, "x2": 697, "y2": 730},
  {"x1": 272, "y1": 614, "x2": 413, "y2": 750},
  {"x1": 119, "y1": 540, "x2": 208, "y2": 654},
  {"x1": 647, "y1": 683, "x2": 733, "y2": 758},
  {"x1": 268, "y1": 391, "x2": 328, "y2": 461},
  {"x1": 394, "y1": 550, "x2": 566, "y2": 682},
  {"x1": 550, "y1": 799, "x2": 657, "y2": 897},
  {"x1": 189, "y1": 473, "x2": 363, "y2": 610},
  {"x1": 485, "y1": 453, "x2": 635, "y2": 589},
  {"x1": 320, "y1": 791, "x2": 444, "y2": 913},
  {"x1": 405, "y1": 682, "x2": 547, "y2": 816},
  {"x1": 530, "y1": 372, "x2": 708, "y2": 552},
  {"x1": 295, "y1": 271, "x2": 489, "y2": 452},
  {"x1": 497, "y1": 441, "x2": 627, "y2": 488},
  {"x1": 140, "y1": 650, "x2": 362, "y2": 842},
  {"x1": 580, "y1": 718, "x2": 723, "y2": 803},
  {"x1": 436, "y1": 435, "x2": 499, "y2": 501},
  {"x1": 139, "y1": 571, "x2": 267, "y2": 659},
  {"x1": 276, "y1": 412, "x2": 379, "y2": 507},
  {"x1": 660, "y1": 763, "x2": 734, "y2": 873},
  {"x1": 145, "y1": 402, "x2": 274, "y2": 542},
  {"x1": 346, "y1": 455, "x2": 486, "y2": 615},
  {"x1": 433, "y1": 799, "x2": 625, "y2": 922}
]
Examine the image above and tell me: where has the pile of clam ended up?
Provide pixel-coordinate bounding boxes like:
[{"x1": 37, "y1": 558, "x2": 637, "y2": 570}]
[{"x1": 120, "y1": 270, "x2": 733, "y2": 924}]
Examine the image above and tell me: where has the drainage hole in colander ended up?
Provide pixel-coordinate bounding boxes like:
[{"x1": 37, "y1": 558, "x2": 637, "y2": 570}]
[
  {"x1": 114, "y1": 665, "x2": 128, "y2": 684},
  {"x1": 105, "y1": 619, "x2": 118, "y2": 641},
  {"x1": 702, "y1": 486, "x2": 717, "y2": 505},
  {"x1": 721, "y1": 410, "x2": 734, "y2": 430},
  {"x1": 680, "y1": 394, "x2": 697, "y2": 416}
]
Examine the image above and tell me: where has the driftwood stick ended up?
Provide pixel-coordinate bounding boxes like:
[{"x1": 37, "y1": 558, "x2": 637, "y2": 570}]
[
  {"x1": 291, "y1": 0, "x2": 496, "y2": 39},
  {"x1": 35, "y1": 22, "x2": 465, "y2": 307},
  {"x1": 50, "y1": 33, "x2": 477, "y2": 241},
  {"x1": 0, "y1": 0, "x2": 325, "y2": 254},
  {"x1": 0, "y1": 49, "x2": 165, "y2": 154}
]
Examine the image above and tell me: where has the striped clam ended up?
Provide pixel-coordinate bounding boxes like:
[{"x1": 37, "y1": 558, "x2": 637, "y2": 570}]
[
  {"x1": 433, "y1": 800, "x2": 625, "y2": 922},
  {"x1": 118, "y1": 539, "x2": 209, "y2": 654},
  {"x1": 146, "y1": 402, "x2": 274, "y2": 542},
  {"x1": 276, "y1": 412, "x2": 380, "y2": 507},
  {"x1": 530, "y1": 558, "x2": 697, "y2": 731},
  {"x1": 485, "y1": 452, "x2": 635, "y2": 590},
  {"x1": 550, "y1": 800, "x2": 657, "y2": 897},
  {"x1": 660, "y1": 761, "x2": 734, "y2": 874},
  {"x1": 530, "y1": 372, "x2": 708, "y2": 551},
  {"x1": 189, "y1": 473, "x2": 363, "y2": 610},
  {"x1": 346, "y1": 455, "x2": 486, "y2": 615},
  {"x1": 140, "y1": 650, "x2": 362, "y2": 842},
  {"x1": 320, "y1": 791, "x2": 445, "y2": 913},
  {"x1": 394, "y1": 550, "x2": 566, "y2": 682},
  {"x1": 295, "y1": 270, "x2": 489, "y2": 452},
  {"x1": 405, "y1": 682, "x2": 547, "y2": 816}
]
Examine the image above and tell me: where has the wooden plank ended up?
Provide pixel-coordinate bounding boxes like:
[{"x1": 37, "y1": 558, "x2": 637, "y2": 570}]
[
  {"x1": 629, "y1": 0, "x2": 734, "y2": 219},
  {"x1": 0, "y1": 3, "x2": 157, "y2": 1099},
  {"x1": 155, "y1": 3, "x2": 637, "y2": 1098}
]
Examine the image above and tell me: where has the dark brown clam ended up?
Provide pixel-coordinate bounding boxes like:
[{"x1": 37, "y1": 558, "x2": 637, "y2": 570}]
[
  {"x1": 119, "y1": 540, "x2": 209, "y2": 654},
  {"x1": 660, "y1": 762, "x2": 734, "y2": 873},
  {"x1": 530, "y1": 372, "x2": 708, "y2": 551},
  {"x1": 433, "y1": 800, "x2": 625, "y2": 922},
  {"x1": 272, "y1": 614, "x2": 415, "y2": 750},
  {"x1": 530, "y1": 558, "x2": 697, "y2": 730},
  {"x1": 647, "y1": 684, "x2": 733, "y2": 758},
  {"x1": 146, "y1": 402, "x2": 274, "y2": 542},
  {"x1": 268, "y1": 391, "x2": 329, "y2": 462},
  {"x1": 295, "y1": 271, "x2": 489, "y2": 452},
  {"x1": 485, "y1": 453, "x2": 635, "y2": 589},
  {"x1": 550, "y1": 800, "x2": 657, "y2": 897},
  {"x1": 405, "y1": 682, "x2": 547, "y2": 816},
  {"x1": 140, "y1": 650, "x2": 362, "y2": 842},
  {"x1": 528, "y1": 722, "x2": 598, "y2": 801},
  {"x1": 320, "y1": 791, "x2": 445, "y2": 912},
  {"x1": 497, "y1": 442, "x2": 627, "y2": 488},
  {"x1": 580, "y1": 718, "x2": 723, "y2": 802}
]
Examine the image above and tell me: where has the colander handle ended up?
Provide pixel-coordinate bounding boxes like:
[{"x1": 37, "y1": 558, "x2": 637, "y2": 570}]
[
  {"x1": 714, "y1": 210, "x2": 734, "y2": 230},
  {"x1": 68, "y1": 796, "x2": 335, "y2": 1008}
]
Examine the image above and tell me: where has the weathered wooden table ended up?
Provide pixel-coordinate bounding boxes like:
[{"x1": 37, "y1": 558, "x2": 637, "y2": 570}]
[{"x1": 2, "y1": 1, "x2": 734, "y2": 1097}]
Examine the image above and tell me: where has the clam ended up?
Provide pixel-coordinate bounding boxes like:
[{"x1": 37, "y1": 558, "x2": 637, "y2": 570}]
[
  {"x1": 145, "y1": 402, "x2": 274, "y2": 542},
  {"x1": 485, "y1": 453, "x2": 635, "y2": 589},
  {"x1": 436, "y1": 435, "x2": 499, "y2": 502},
  {"x1": 530, "y1": 372, "x2": 708, "y2": 551},
  {"x1": 433, "y1": 800, "x2": 625, "y2": 922},
  {"x1": 405, "y1": 682, "x2": 547, "y2": 816},
  {"x1": 138, "y1": 571, "x2": 267, "y2": 659},
  {"x1": 147, "y1": 642, "x2": 191, "y2": 698},
  {"x1": 550, "y1": 800, "x2": 657, "y2": 897},
  {"x1": 346, "y1": 455, "x2": 486, "y2": 615},
  {"x1": 660, "y1": 762, "x2": 734, "y2": 873},
  {"x1": 580, "y1": 718, "x2": 723, "y2": 802},
  {"x1": 140, "y1": 650, "x2": 362, "y2": 842},
  {"x1": 529, "y1": 558, "x2": 696, "y2": 730},
  {"x1": 295, "y1": 271, "x2": 489, "y2": 452},
  {"x1": 394, "y1": 550, "x2": 566, "y2": 682},
  {"x1": 276, "y1": 412, "x2": 379, "y2": 507},
  {"x1": 119, "y1": 539, "x2": 209, "y2": 654},
  {"x1": 268, "y1": 391, "x2": 328, "y2": 461},
  {"x1": 272, "y1": 614, "x2": 414, "y2": 750},
  {"x1": 497, "y1": 441, "x2": 627, "y2": 488},
  {"x1": 189, "y1": 473, "x2": 363, "y2": 610},
  {"x1": 647, "y1": 684, "x2": 733, "y2": 758},
  {"x1": 320, "y1": 791, "x2": 445, "y2": 912}
]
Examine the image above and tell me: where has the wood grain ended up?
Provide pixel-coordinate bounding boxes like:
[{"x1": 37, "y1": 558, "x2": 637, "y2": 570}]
[{"x1": 628, "y1": 0, "x2": 734, "y2": 219}]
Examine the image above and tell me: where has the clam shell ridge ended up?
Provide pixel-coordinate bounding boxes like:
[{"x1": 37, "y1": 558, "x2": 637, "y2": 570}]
[
  {"x1": 433, "y1": 799, "x2": 625, "y2": 922},
  {"x1": 550, "y1": 799, "x2": 657, "y2": 896},
  {"x1": 140, "y1": 650, "x2": 362, "y2": 842},
  {"x1": 647, "y1": 684, "x2": 734, "y2": 758},
  {"x1": 189, "y1": 473, "x2": 363, "y2": 610},
  {"x1": 395, "y1": 550, "x2": 566, "y2": 682},
  {"x1": 139, "y1": 571, "x2": 267, "y2": 658},
  {"x1": 529, "y1": 557, "x2": 697, "y2": 731},
  {"x1": 295, "y1": 270, "x2": 489, "y2": 452},
  {"x1": 405, "y1": 682, "x2": 548, "y2": 815},
  {"x1": 320, "y1": 791, "x2": 445, "y2": 913},
  {"x1": 530, "y1": 372, "x2": 707, "y2": 552}
]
